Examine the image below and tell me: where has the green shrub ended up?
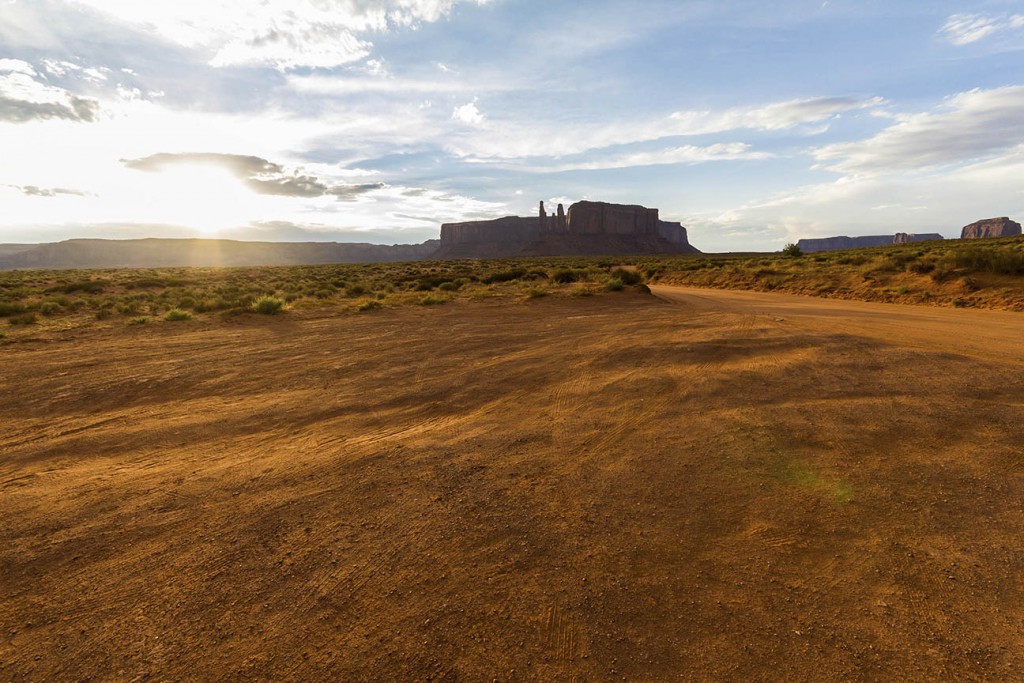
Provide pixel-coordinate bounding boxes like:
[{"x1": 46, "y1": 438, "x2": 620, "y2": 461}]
[
  {"x1": 0, "y1": 302, "x2": 27, "y2": 317},
  {"x1": 252, "y1": 295, "x2": 284, "y2": 315},
  {"x1": 60, "y1": 280, "x2": 106, "y2": 294},
  {"x1": 836, "y1": 254, "x2": 869, "y2": 266},
  {"x1": 526, "y1": 287, "x2": 548, "y2": 299},
  {"x1": 8, "y1": 312, "x2": 38, "y2": 325},
  {"x1": 609, "y1": 268, "x2": 643, "y2": 286},
  {"x1": 357, "y1": 299, "x2": 383, "y2": 312},
  {"x1": 39, "y1": 301, "x2": 61, "y2": 316},
  {"x1": 604, "y1": 277, "x2": 625, "y2": 291},
  {"x1": 438, "y1": 281, "x2": 460, "y2": 292},
  {"x1": 419, "y1": 294, "x2": 447, "y2": 306},
  {"x1": 781, "y1": 243, "x2": 803, "y2": 257},
  {"x1": 164, "y1": 308, "x2": 193, "y2": 321},
  {"x1": 951, "y1": 247, "x2": 1024, "y2": 275},
  {"x1": 127, "y1": 316, "x2": 149, "y2": 326},
  {"x1": 117, "y1": 301, "x2": 142, "y2": 315},
  {"x1": 908, "y1": 260, "x2": 936, "y2": 274},
  {"x1": 552, "y1": 268, "x2": 583, "y2": 284},
  {"x1": 482, "y1": 268, "x2": 527, "y2": 284}
]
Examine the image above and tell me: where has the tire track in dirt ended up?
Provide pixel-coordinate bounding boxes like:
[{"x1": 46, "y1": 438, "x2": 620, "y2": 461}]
[{"x1": 539, "y1": 604, "x2": 583, "y2": 681}]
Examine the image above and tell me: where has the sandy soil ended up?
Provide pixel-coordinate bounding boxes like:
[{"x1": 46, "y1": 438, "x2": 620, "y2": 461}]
[{"x1": 2, "y1": 286, "x2": 1023, "y2": 681}]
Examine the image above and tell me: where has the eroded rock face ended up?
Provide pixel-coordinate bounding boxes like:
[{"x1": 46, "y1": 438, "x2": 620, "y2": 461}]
[
  {"x1": 433, "y1": 200, "x2": 699, "y2": 259},
  {"x1": 796, "y1": 235, "x2": 894, "y2": 253},
  {"x1": 566, "y1": 201, "x2": 660, "y2": 236},
  {"x1": 0, "y1": 238, "x2": 441, "y2": 269},
  {"x1": 961, "y1": 217, "x2": 1022, "y2": 239},
  {"x1": 893, "y1": 232, "x2": 944, "y2": 244},
  {"x1": 796, "y1": 233, "x2": 945, "y2": 253},
  {"x1": 434, "y1": 217, "x2": 541, "y2": 259},
  {"x1": 657, "y1": 221, "x2": 690, "y2": 245}
]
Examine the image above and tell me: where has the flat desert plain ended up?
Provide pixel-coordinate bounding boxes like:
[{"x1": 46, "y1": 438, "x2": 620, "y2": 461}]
[{"x1": 3, "y1": 286, "x2": 1024, "y2": 681}]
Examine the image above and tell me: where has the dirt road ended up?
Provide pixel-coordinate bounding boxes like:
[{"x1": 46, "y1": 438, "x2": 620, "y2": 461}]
[
  {"x1": 2, "y1": 288, "x2": 1023, "y2": 681},
  {"x1": 652, "y1": 284, "x2": 1024, "y2": 365}
]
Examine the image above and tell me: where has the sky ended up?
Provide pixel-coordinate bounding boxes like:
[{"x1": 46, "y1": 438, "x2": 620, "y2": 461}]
[{"x1": 1, "y1": 0, "x2": 1023, "y2": 252}]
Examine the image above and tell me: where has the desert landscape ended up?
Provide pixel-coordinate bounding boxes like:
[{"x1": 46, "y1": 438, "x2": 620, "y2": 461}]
[
  {"x1": 4, "y1": 1, "x2": 1024, "y2": 680},
  {"x1": 3, "y1": 276, "x2": 1024, "y2": 681}
]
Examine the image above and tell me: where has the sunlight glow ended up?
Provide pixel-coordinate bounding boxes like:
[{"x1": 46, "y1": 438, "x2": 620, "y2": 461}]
[{"x1": 141, "y1": 165, "x2": 251, "y2": 234}]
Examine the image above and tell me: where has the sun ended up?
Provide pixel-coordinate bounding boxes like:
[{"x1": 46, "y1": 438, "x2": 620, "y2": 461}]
[{"x1": 147, "y1": 164, "x2": 253, "y2": 235}]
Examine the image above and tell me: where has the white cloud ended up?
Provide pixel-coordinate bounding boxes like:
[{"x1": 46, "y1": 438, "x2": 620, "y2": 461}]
[
  {"x1": 66, "y1": 0, "x2": 493, "y2": 70},
  {"x1": 687, "y1": 144, "x2": 1024, "y2": 250},
  {"x1": 814, "y1": 85, "x2": 1024, "y2": 175},
  {"x1": 940, "y1": 13, "x2": 1024, "y2": 46},
  {"x1": 451, "y1": 100, "x2": 485, "y2": 125},
  {"x1": 0, "y1": 59, "x2": 38, "y2": 77},
  {"x1": 446, "y1": 95, "x2": 880, "y2": 161},
  {"x1": 541, "y1": 143, "x2": 771, "y2": 172},
  {"x1": 0, "y1": 85, "x2": 509, "y2": 239},
  {"x1": 0, "y1": 66, "x2": 101, "y2": 123},
  {"x1": 287, "y1": 73, "x2": 475, "y2": 95},
  {"x1": 41, "y1": 59, "x2": 83, "y2": 77},
  {"x1": 669, "y1": 96, "x2": 884, "y2": 134}
]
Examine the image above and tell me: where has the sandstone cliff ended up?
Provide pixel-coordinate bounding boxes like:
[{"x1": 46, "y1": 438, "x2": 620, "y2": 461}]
[
  {"x1": 961, "y1": 217, "x2": 1022, "y2": 239},
  {"x1": 0, "y1": 238, "x2": 440, "y2": 270},
  {"x1": 657, "y1": 221, "x2": 690, "y2": 246},
  {"x1": 433, "y1": 200, "x2": 699, "y2": 259},
  {"x1": 893, "y1": 232, "x2": 943, "y2": 244},
  {"x1": 797, "y1": 233, "x2": 944, "y2": 253},
  {"x1": 435, "y1": 217, "x2": 541, "y2": 259},
  {"x1": 566, "y1": 201, "x2": 660, "y2": 236}
]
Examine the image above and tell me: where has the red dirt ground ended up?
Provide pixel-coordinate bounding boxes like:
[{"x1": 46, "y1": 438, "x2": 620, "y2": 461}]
[{"x1": 2, "y1": 286, "x2": 1023, "y2": 681}]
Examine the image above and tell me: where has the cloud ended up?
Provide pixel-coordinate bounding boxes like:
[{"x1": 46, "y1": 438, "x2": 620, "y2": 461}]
[
  {"x1": 124, "y1": 152, "x2": 279, "y2": 175},
  {"x1": 0, "y1": 61, "x2": 101, "y2": 123},
  {"x1": 533, "y1": 143, "x2": 772, "y2": 172},
  {"x1": 66, "y1": 0, "x2": 493, "y2": 70},
  {"x1": 123, "y1": 152, "x2": 384, "y2": 199},
  {"x1": 813, "y1": 85, "x2": 1024, "y2": 175},
  {"x1": 686, "y1": 143, "x2": 1024, "y2": 251},
  {"x1": 0, "y1": 59, "x2": 37, "y2": 76},
  {"x1": 330, "y1": 183, "x2": 390, "y2": 200},
  {"x1": 13, "y1": 185, "x2": 89, "y2": 197},
  {"x1": 668, "y1": 96, "x2": 884, "y2": 135},
  {"x1": 451, "y1": 100, "x2": 485, "y2": 125},
  {"x1": 448, "y1": 95, "x2": 881, "y2": 161},
  {"x1": 940, "y1": 13, "x2": 1024, "y2": 46},
  {"x1": 286, "y1": 73, "x2": 475, "y2": 95}
]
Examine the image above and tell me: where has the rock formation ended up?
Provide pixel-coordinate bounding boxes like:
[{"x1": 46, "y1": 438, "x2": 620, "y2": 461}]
[
  {"x1": 894, "y1": 232, "x2": 944, "y2": 244},
  {"x1": 436, "y1": 217, "x2": 541, "y2": 259},
  {"x1": 960, "y1": 217, "x2": 1022, "y2": 239},
  {"x1": 433, "y1": 200, "x2": 699, "y2": 259},
  {"x1": 0, "y1": 238, "x2": 440, "y2": 270},
  {"x1": 565, "y1": 201, "x2": 659, "y2": 236},
  {"x1": 656, "y1": 221, "x2": 691, "y2": 246},
  {"x1": 797, "y1": 233, "x2": 944, "y2": 253}
]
